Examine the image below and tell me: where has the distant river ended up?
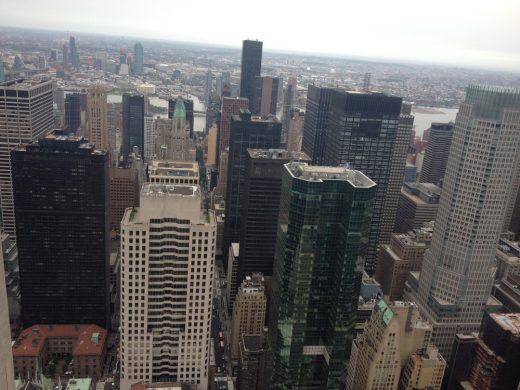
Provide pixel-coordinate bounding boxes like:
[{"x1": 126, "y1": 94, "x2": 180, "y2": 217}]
[
  {"x1": 108, "y1": 94, "x2": 207, "y2": 133},
  {"x1": 412, "y1": 107, "x2": 459, "y2": 139}
]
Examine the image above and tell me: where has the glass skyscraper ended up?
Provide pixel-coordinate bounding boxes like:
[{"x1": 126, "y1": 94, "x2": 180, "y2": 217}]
[
  {"x1": 122, "y1": 93, "x2": 145, "y2": 159},
  {"x1": 12, "y1": 132, "x2": 109, "y2": 328},
  {"x1": 133, "y1": 42, "x2": 143, "y2": 75},
  {"x1": 268, "y1": 162, "x2": 376, "y2": 390},
  {"x1": 240, "y1": 40, "x2": 262, "y2": 111},
  {"x1": 302, "y1": 87, "x2": 411, "y2": 274}
]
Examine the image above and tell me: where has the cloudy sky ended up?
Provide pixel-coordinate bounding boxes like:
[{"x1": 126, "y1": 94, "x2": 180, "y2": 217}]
[{"x1": 1, "y1": 0, "x2": 519, "y2": 71}]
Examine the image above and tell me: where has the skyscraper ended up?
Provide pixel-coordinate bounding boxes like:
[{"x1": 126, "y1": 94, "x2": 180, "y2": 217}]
[
  {"x1": 65, "y1": 93, "x2": 82, "y2": 134},
  {"x1": 418, "y1": 122, "x2": 454, "y2": 186},
  {"x1": 156, "y1": 99, "x2": 190, "y2": 161},
  {"x1": 69, "y1": 36, "x2": 79, "y2": 68},
  {"x1": 444, "y1": 313, "x2": 520, "y2": 390},
  {"x1": 230, "y1": 273, "x2": 267, "y2": 360},
  {"x1": 222, "y1": 111, "x2": 281, "y2": 264},
  {"x1": 12, "y1": 132, "x2": 109, "y2": 328},
  {"x1": 240, "y1": 40, "x2": 262, "y2": 110},
  {"x1": 120, "y1": 183, "x2": 215, "y2": 390},
  {"x1": 269, "y1": 162, "x2": 376, "y2": 389},
  {"x1": 301, "y1": 85, "x2": 333, "y2": 165},
  {"x1": 62, "y1": 44, "x2": 68, "y2": 68},
  {"x1": 143, "y1": 115, "x2": 155, "y2": 160},
  {"x1": 282, "y1": 76, "x2": 297, "y2": 144},
  {"x1": 169, "y1": 97, "x2": 194, "y2": 137},
  {"x1": 314, "y1": 89, "x2": 411, "y2": 274},
  {"x1": 0, "y1": 242, "x2": 14, "y2": 390},
  {"x1": 109, "y1": 164, "x2": 139, "y2": 232},
  {"x1": 133, "y1": 42, "x2": 143, "y2": 75},
  {"x1": 286, "y1": 109, "x2": 304, "y2": 152},
  {"x1": 231, "y1": 149, "x2": 309, "y2": 304},
  {"x1": 207, "y1": 123, "x2": 218, "y2": 166},
  {"x1": 346, "y1": 300, "x2": 443, "y2": 390},
  {"x1": 0, "y1": 61, "x2": 4, "y2": 83},
  {"x1": 394, "y1": 182, "x2": 441, "y2": 233},
  {"x1": 218, "y1": 97, "x2": 249, "y2": 153},
  {"x1": 204, "y1": 70, "x2": 212, "y2": 103},
  {"x1": 253, "y1": 76, "x2": 279, "y2": 116},
  {"x1": 122, "y1": 94, "x2": 145, "y2": 159},
  {"x1": 87, "y1": 84, "x2": 108, "y2": 149},
  {"x1": 0, "y1": 79, "x2": 54, "y2": 238},
  {"x1": 405, "y1": 85, "x2": 520, "y2": 360}
]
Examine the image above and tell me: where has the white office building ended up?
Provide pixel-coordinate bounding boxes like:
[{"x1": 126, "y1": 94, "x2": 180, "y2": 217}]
[
  {"x1": 405, "y1": 85, "x2": 520, "y2": 360},
  {"x1": 120, "y1": 183, "x2": 215, "y2": 390}
]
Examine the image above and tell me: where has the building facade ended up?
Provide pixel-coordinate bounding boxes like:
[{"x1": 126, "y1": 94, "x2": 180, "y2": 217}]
[
  {"x1": 120, "y1": 183, "x2": 215, "y2": 390},
  {"x1": 65, "y1": 92, "x2": 82, "y2": 134},
  {"x1": 12, "y1": 132, "x2": 109, "y2": 328},
  {"x1": 444, "y1": 313, "x2": 520, "y2": 390},
  {"x1": 230, "y1": 274, "x2": 267, "y2": 360},
  {"x1": 87, "y1": 84, "x2": 108, "y2": 149},
  {"x1": 269, "y1": 163, "x2": 376, "y2": 389},
  {"x1": 238, "y1": 334, "x2": 268, "y2": 390},
  {"x1": 0, "y1": 79, "x2": 54, "y2": 238},
  {"x1": 281, "y1": 76, "x2": 297, "y2": 145},
  {"x1": 239, "y1": 40, "x2": 262, "y2": 111},
  {"x1": 110, "y1": 164, "x2": 140, "y2": 232},
  {"x1": 286, "y1": 109, "x2": 304, "y2": 153},
  {"x1": 168, "y1": 97, "x2": 194, "y2": 137},
  {"x1": 253, "y1": 76, "x2": 279, "y2": 116},
  {"x1": 405, "y1": 86, "x2": 520, "y2": 360},
  {"x1": 0, "y1": 243, "x2": 14, "y2": 390},
  {"x1": 218, "y1": 97, "x2": 249, "y2": 153}
]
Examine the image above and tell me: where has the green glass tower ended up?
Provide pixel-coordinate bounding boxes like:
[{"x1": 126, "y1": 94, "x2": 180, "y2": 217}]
[{"x1": 268, "y1": 162, "x2": 376, "y2": 390}]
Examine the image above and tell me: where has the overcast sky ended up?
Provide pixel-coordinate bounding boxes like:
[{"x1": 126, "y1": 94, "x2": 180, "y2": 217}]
[{"x1": 1, "y1": 0, "x2": 520, "y2": 71}]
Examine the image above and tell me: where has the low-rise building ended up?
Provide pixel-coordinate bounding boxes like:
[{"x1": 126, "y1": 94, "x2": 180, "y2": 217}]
[
  {"x1": 375, "y1": 222, "x2": 433, "y2": 300},
  {"x1": 12, "y1": 324, "x2": 107, "y2": 380}
]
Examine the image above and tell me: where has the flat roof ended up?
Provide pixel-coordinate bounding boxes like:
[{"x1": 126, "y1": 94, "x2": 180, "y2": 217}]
[
  {"x1": 12, "y1": 324, "x2": 107, "y2": 357},
  {"x1": 489, "y1": 313, "x2": 520, "y2": 334},
  {"x1": 0, "y1": 78, "x2": 52, "y2": 90},
  {"x1": 286, "y1": 162, "x2": 375, "y2": 188},
  {"x1": 149, "y1": 160, "x2": 199, "y2": 177},
  {"x1": 142, "y1": 184, "x2": 198, "y2": 197},
  {"x1": 247, "y1": 148, "x2": 310, "y2": 161}
]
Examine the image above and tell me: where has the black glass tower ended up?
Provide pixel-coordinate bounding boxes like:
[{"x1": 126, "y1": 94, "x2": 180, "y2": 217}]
[
  {"x1": 65, "y1": 93, "x2": 82, "y2": 133},
  {"x1": 240, "y1": 40, "x2": 263, "y2": 111},
  {"x1": 230, "y1": 149, "x2": 310, "y2": 304},
  {"x1": 222, "y1": 110, "x2": 281, "y2": 267},
  {"x1": 303, "y1": 88, "x2": 410, "y2": 274},
  {"x1": 268, "y1": 162, "x2": 375, "y2": 390},
  {"x1": 12, "y1": 131, "x2": 109, "y2": 328},
  {"x1": 122, "y1": 94, "x2": 145, "y2": 159}
]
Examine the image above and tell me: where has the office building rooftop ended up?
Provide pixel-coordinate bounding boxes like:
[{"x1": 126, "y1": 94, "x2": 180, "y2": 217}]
[{"x1": 286, "y1": 162, "x2": 375, "y2": 188}]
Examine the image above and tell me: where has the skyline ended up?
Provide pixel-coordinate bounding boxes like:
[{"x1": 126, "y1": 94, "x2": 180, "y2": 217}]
[{"x1": 1, "y1": 0, "x2": 520, "y2": 72}]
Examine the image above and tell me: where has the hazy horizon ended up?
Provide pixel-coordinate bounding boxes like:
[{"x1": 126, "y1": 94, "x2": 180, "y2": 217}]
[{"x1": 1, "y1": 0, "x2": 519, "y2": 72}]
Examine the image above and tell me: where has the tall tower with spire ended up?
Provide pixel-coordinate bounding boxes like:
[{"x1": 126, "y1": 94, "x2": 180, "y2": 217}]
[{"x1": 156, "y1": 98, "x2": 191, "y2": 161}]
